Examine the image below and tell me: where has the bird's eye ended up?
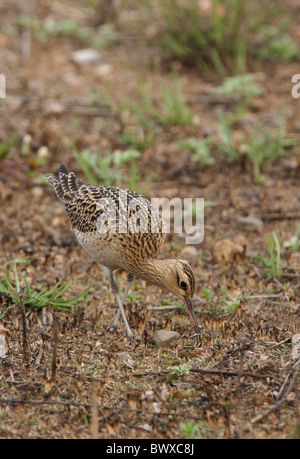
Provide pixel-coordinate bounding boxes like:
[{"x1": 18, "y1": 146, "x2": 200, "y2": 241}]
[{"x1": 180, "y1": 280, "x2": 188, "y2": 290}]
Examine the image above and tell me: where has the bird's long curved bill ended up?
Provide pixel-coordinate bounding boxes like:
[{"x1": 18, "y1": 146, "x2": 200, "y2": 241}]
[{"x1": 184, "y1": 298, "x2": 201, "y2": 346}]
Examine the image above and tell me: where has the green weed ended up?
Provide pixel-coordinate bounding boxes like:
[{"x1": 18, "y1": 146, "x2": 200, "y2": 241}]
[
  {"x1": 0, "y1": 263, "x2": 91, "y2": 314},
  {"x1": 170, "y1": 363, "x2": 190, "y2": 375},
  {"x1": 73, "y1": 145, "x2": 141, "y2": 188},
  {"x1": 0, "y1": 134, "x2": 19, "y2": 160},
  {"x1": 171, "y1": 243, "x2": 179, "y2": 256},
  {"x1": 179, "y1": 421, "x2": 201, "y2": 439},
  {"x1": 123, "y1": 291, "x2": 141, "y2": 304},
  {"x1": 179, "y1": 421, "x2": 218, "y2": 439},
  {"x1": 244, "y1": 116, "x2": 296, "y2": 185},
  {"x1": 201, "y1": 287, "x2": 215, "y2": 302},
  {"x1": 200, "y1": 287, "x2": 241, "y2": 316},
  {"x1": 128, "y1": 78, "x2": 193, "y2": 129},
  {"x1": 266, "y1": 232, "x2": 283, "y2": 280},
  {"x1": 217, "y1": 109, "x2": 296, "y2": 183},
  {"x1": 221, "y1": 299, "x2": 240, "y2": 313},
  {"x1": 213, "y1": 74, "x2": 262, "y2": 101},
  {"x1": 213, "y1": 74, "x2": 262, "y2": 122},
  {"x1": 283, "y1": 223, "x2": 300, "y2": 252},
  {"x1": 159, "y1": 81, "x2": 193, "y2": 126},
  {"x1": 118, "y1": 129, "x2": 153, "y2": 151},
  {"x1": 179, "y1": 137, "x2": 215, "y2": 166},
  {"x1": 160, "y1": 0, "x2": 247, "y2": 74},
  {"x1": 217, "y1": 108, "x2": 239, "y2": 161},
  {"x1": 252, "y1": 22, "x2": 298, "y2": 61},
  {"x1": 250, "y1": 234, "x2": 284, "y2": 279},
  {"x1": 18, "y1": 16, "x2": 117, "y2": 48},
  {"x1": 0, "y1": 305, "x2": 13, "y2": 320},
  {"x1": 154, "y1": 0, "x2": 297, "y2": 74}
]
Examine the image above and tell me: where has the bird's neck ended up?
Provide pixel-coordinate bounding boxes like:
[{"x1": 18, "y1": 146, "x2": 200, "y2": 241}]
[{"x1": 128, "y1": 258, "x2": 173, "y2": 288}]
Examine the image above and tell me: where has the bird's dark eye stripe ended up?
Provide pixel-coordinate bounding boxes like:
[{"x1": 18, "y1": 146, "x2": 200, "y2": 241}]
[{"x1": 180, "y1": 280, "x2": 188, "y2": 290}]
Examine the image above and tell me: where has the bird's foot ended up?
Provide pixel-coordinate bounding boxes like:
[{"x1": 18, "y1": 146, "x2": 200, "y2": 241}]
[
  {"x1": 127, "y1": 334, "x2": 134, "y2": 343},
  {"x1": 194, "y1": 332, "x2": 201, "y2": 347},
  {"x1": 108, "y1": 323, "x2": 135, "y2": 343},
  {"x1": 108, "y1": 321, "x2": 122, "y2": 338},
  {"x1": 108, "y1": 323, "x2": 119, "y2": 332}
]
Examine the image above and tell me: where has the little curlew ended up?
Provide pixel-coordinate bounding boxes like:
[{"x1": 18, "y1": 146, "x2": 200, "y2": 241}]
[{"x1": 47, "y1": 165, "x2": 201, "y2": 344}]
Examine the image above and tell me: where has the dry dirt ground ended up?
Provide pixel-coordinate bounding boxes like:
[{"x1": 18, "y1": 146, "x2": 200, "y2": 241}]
[{"x1": 0, "y1": 0, "x2": 299, "y2": 439}]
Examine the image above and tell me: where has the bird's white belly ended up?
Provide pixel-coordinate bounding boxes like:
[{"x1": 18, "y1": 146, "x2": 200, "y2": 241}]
[{"x1": 75, "y1": 230, "x2": 122, "y2": 271}]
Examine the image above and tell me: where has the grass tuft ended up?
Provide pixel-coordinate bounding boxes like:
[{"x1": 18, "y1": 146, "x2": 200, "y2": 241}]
[
  {"x1": 142, "y1": 0, "x2": 298, "y2": 74},
  {"x1": 0, "y1": 263, "x2": 91, "y2": 316}
]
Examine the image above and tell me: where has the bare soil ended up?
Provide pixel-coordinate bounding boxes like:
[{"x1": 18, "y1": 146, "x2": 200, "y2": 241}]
[{"x1": 0, "y1": 0, "x2": 299, "y2": 439}]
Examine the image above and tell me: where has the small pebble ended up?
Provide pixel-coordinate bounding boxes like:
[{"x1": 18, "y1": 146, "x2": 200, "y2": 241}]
[
  {"x1": 116, "y1": 352, "x2": 133, "y2": 363},
  {"x1": 236, "y1": 216, "x2": 263, "y2": 232},
  {"x1": 96, "y1": 63, "x2": 112, "y2": 78},
  {"x1": 153, "y1": 330, "x2": 180, "y2": 348},
  {"x1": 71, "y1": 48, "x2": 102, "y2": 66},
  {"x1": 292, "y1": 334, "x2": 300, "y2": 360},
  {"x1": 0, "y1": 335, "x2": 7, "y2": 359}
]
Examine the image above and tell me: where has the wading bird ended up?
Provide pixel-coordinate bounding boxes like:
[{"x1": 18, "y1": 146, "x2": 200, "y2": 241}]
[{"x1": 47, "y1": 165, "x2": 201, "y2": 344}]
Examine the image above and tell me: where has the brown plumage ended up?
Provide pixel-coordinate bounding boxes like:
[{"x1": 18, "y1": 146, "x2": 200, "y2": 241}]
[{"x1": 47, "y1": 164, "x2": 201, "y2": 344}]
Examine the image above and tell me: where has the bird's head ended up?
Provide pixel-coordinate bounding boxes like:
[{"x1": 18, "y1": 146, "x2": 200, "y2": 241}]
[
  {"x1": 162, "y1": 259, "x2": 195, "y2": 300},
  {"x1": 156, "y1": 259, "x2": 201, "y2": 345},
  {"x1": 131, "y1": 258, "x2": 201, "y2": 345}
]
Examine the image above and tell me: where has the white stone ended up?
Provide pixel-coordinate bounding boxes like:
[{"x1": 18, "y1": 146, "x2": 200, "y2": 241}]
[
  {"x1": 0, "y1": 335, "x2": 6, "y2": 359},
  {"x1": 71, "y1": 48, "x2": 102, "y2": 66}
]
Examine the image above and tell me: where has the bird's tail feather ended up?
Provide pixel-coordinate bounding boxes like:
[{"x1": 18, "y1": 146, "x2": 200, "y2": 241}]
[{"x1": 46, "y1": 164, "x2": 84, "y2": 204}]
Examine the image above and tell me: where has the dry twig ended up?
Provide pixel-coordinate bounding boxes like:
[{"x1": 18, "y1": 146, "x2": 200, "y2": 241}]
[
  {"x1": 19, "y1": 299, "x2": 29, "y2": 365},
  {"x1": 132, "y1": 368, "x2": 271, "y2": 380},
  {"x1": 90, "y1": 380, "x2": 99, "y2": 439},
  {"x1": 189, "y1": 368, "x2": 272, "y2": 380},
  {"x1": 251, "y1": 358, "x2": 300, "y2": 424},
  {"x1": 51, "y1": 318, "x2": 58, "y2": 382}
]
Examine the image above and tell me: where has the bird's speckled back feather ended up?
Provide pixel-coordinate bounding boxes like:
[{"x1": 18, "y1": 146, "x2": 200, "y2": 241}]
[{"x1": 47, "y1": 165, "x2": 166, "y2": 265}]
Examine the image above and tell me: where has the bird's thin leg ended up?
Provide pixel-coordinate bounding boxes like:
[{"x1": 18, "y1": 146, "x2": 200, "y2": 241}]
[
  {"x1": 109, "y1": 273, "x2": 133, "y2": 331},
  {"x1": 109, "y1": 271, "x2": 133, "y2": 339}
]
